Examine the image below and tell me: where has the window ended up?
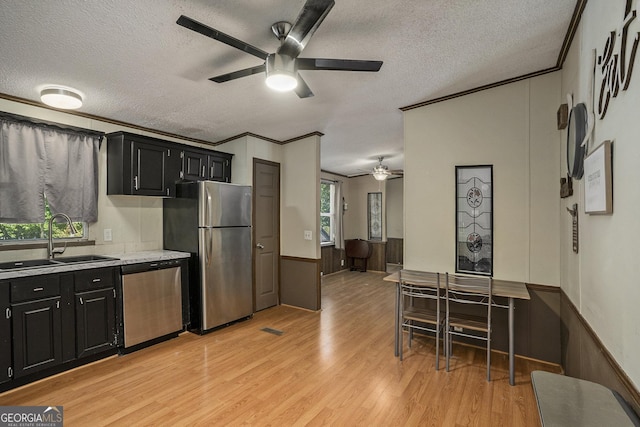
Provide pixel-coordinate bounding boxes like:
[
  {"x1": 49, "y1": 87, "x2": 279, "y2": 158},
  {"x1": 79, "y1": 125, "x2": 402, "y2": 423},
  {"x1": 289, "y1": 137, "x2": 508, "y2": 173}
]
[
  {"x1": 320, "y1": 180, "x2": 335, "y2": 245},
  {"x1": 0, "y1": 199, "x2": 85, "y2": 242}
]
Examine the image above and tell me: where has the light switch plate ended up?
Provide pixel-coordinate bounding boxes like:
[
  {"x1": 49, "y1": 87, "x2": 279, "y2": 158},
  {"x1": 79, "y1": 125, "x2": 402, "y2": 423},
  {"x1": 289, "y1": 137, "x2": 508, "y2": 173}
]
[
  {"x1": 304, "y1": 230, "x2": 312, "y2": 240},
  {"x1": 103, "y1": 228, "x2": 112, "y2": 242}
]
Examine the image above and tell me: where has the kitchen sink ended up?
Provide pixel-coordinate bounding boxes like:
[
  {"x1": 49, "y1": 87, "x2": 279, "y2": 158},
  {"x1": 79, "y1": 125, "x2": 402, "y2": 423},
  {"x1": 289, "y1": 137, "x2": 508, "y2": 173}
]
[
  {"x1": 0, "y1": 259, "x2": 60, "y2": 270},
  {"x1": 0, "y1": 255, "x2": 119, "y2": 271},
  {"x1": 52, "y1": 255, "x2": 118, "y2": 264}
]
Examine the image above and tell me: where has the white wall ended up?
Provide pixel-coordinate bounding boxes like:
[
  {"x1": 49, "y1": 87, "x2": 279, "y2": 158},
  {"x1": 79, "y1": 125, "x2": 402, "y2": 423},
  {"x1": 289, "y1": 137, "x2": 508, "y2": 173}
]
[
  {"x1": 560, "y1": 0, "x2": 640, "y2": 389},
  {"x1": 386, "y1": 177, "x2": 403, "y2": 239},
  {"x1": 217, "y1": 134, "x2": 283, "y2": 186},
  {"x1": 344, "y1": 174, "x2": 387, "y2": 241},
  {"x1": 281, "y1": 135, "x2": 321, "y2": 259},
  {"x1": 403, "y1": 72, "x2": 561, "y2": 284}
]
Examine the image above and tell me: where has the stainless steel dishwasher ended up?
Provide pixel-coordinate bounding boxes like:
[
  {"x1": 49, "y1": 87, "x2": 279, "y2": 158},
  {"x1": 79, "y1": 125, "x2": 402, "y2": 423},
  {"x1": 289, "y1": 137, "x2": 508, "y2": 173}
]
[{"x1": 120, "y1": 260, "x2": 183, "y2": 349}]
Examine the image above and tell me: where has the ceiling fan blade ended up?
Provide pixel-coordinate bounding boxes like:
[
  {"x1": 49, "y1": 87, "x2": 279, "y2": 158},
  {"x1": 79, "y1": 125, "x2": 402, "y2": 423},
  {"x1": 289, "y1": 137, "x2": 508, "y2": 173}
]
[
  {"x1": 294, "y1": 74, "x2": 314, "y2": 98},
  {"x1": 296, "y1": 58, "x2": 383, "y2": 72},
  {"x1": 277, "y1": 0, "x2": 335, "y2": 58},
  {"x1": 177, "y1": 15, "x2": 269, "y2": 60},
  {"x1": 210, "y1": 64, "x2": 266, "y2": 83}
]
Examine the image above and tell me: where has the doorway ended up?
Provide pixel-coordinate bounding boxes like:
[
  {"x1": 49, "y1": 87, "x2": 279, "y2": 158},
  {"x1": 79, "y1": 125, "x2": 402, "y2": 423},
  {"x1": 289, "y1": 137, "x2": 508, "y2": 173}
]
[{"x1": 253, "y1": 159, "x2": 280, "y2": 311}]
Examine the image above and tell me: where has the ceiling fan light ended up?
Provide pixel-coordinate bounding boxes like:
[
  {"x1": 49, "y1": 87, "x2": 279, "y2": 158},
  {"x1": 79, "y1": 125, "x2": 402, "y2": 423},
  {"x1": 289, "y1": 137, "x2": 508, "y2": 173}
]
[
  {"x1": 266, "y1": 73, "x2": 298, "y2": 92},
  {"x1": 372, "y1": 164, "x2": 389, "y2": 181},
  {"x1": 40, "y1": 86, "x2": 83, "y2": 109},
  {"x1": 372, "y1": 170, "x2": 389, "y2": 181},
  {"x1": 265, "y1": 53, "x2": 298, "y2": 92}
]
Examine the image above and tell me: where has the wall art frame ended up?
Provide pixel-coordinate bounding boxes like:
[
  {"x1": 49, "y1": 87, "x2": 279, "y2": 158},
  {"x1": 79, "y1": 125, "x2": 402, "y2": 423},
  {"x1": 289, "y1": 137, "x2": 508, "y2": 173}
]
[
  {"x1": 455, "y1": 165, "x2": 493, "y2": 276},
  {"x1": 367, "y1": 192, "x2": 382, "y2": 240},
  {"x1": 584, "y1": 140, "x2": 613, "y2": 214}
]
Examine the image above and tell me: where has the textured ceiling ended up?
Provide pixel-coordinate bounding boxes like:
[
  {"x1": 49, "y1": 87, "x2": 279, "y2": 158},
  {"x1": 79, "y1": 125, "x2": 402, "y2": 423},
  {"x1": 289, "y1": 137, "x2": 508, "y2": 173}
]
[{"x1": 0, "y1": 0, "x2": 577, "y2": 177}]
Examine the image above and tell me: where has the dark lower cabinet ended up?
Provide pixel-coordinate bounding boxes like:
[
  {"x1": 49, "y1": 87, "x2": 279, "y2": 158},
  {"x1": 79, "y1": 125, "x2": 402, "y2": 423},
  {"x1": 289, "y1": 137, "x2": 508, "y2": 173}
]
[
  {"x1": 75, "y1": 288, "x2": 115, "y2": 358},
  {"x1": 1, "y1": 267, "x2": 119, "y2": 390},
  {"x1": 74, "y1": 267, "x2": 117, "y2": 358},
  {"x1": 0, "y1": 282, "x2": 10, "y2": 384},
  {"x1": 12, "y1": 296, "x2": 62, "y2": 379}
]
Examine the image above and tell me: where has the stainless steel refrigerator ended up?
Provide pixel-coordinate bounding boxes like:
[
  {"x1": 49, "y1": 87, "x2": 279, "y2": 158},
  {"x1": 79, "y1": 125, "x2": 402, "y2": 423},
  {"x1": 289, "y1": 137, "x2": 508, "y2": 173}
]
[{"x1": 163, "y1": 181, "x2": 252, "y2": 333}]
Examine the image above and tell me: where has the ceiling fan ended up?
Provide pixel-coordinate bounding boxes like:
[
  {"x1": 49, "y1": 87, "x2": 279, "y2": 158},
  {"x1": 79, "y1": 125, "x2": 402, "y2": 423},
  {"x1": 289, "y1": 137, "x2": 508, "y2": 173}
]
[
  {"x1": 371, "y1": 156, "x2": 403, "y2": 181},
  {"x1": 176, "y1": 0, "x2": 383, "y2": 98}
]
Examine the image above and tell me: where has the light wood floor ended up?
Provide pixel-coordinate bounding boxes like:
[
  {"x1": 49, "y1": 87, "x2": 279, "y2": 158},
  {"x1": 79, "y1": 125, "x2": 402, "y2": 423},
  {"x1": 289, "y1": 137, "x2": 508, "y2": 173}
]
[{"x1": 0, "y1": 270, "x2": 560, "y2": 426}]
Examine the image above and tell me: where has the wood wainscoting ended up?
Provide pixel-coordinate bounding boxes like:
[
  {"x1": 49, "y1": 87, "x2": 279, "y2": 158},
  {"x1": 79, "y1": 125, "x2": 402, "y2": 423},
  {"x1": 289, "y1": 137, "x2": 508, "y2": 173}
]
[
  {"x1": 320, "y1": 245, "x2": 346, "y2": 275},
  {"x1": 280, "y1": 256, "x2": 321, "y2": 311},
  {"x1": 411, "y1": 282, "x2": 562, "y2": 365},
  {"x1": 321, "y1": 240, "x2": 388, "y2": 275},
  {"x1": 386, "y1": 237, "x2": 403, "y2": 265},
  {"x1": 561, "y1": 290, "x2": 640, "y2": 415}
]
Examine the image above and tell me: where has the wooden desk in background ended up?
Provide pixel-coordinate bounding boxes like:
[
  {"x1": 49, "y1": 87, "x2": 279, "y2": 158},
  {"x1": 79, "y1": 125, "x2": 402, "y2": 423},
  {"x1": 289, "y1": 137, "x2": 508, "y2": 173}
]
[{"x1": 384, "y1": 270, "x2": 530, "y2": 386}]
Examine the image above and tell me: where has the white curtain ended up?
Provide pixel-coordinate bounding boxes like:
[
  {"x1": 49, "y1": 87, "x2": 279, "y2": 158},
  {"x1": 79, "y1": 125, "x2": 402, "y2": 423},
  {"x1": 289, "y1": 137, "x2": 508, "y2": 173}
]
[
  {"x1": 0, "y1": 116, "x2": 101, "y2": 223},
  {"x1": 334, "y1": 180, "x2": 344, "y2": 250}
]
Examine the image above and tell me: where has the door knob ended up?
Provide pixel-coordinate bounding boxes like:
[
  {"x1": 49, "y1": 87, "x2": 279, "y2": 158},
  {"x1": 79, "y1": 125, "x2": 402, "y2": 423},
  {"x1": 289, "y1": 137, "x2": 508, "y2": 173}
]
[{"x1": 256, "y1": 243, "x2": 264, "y2": 249}]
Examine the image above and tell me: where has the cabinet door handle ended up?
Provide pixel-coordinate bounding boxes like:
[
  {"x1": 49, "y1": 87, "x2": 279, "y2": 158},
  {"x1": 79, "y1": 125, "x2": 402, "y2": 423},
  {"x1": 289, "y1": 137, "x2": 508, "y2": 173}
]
[
  {"x1": 5, "y1": 308, "x2": 10, "y2": 319},
  {"x1": 256, "y1": 243, "x2": 264, "y2": 249},
  {"x1": 134, "y1": 175, "x2": 139, "y2": 190},
  {"x1": 33, "y1": 287, "x2": 44, "y2": 292},
  {"x1": 202, "y1": 165, "x2": 206, "y2": 177},
  {"x1": 92, "y1": 278, "x2": 101, "y2": 283},
  {"x1": 56, "y1": 301, "x2": 60, "y2": 309},
  {"x1": 210, "y1": 166, "x2": 214, "y2": 177},
  {"x1": 166, "y1": 188, "x2": 170, "y2": 196},
  {"x1": 79, "y1": 297, "x2": 84, "y2": 305},
  {"x1": 113, "y1": 289, "x2": 116, "y2": 299}
]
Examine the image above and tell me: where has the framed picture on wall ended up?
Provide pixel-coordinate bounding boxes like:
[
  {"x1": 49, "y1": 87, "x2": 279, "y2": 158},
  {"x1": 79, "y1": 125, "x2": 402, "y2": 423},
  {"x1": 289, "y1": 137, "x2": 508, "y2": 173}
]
[
  {"x1": 455, "y1": 165, "x2": 493, "y2": 276},
  {"x1": 368, "y1": 192, "x2": 382, "y2": 240},
  {"x1": 584, "y1": 140, "x2": 613, "y2": 214}
]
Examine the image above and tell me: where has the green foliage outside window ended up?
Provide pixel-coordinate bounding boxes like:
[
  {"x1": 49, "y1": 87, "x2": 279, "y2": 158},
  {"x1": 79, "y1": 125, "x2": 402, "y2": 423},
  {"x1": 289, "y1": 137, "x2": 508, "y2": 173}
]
[
  {"x1": 320, "y1": 182, "x2": 333, "y2": 243},
  {"x1": 0, "y1": 201, "x2": 84, "y2": 241}
]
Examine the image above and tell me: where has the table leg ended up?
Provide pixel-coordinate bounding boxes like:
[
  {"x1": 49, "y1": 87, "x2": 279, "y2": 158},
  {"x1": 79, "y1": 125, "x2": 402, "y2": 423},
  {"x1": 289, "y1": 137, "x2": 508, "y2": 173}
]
[
  {"x1": 395, "y1": 281, "x2": 400, "y2": 357},
  {"x1": 509, "y1": 297, "x2": 515, "y2": 386}
]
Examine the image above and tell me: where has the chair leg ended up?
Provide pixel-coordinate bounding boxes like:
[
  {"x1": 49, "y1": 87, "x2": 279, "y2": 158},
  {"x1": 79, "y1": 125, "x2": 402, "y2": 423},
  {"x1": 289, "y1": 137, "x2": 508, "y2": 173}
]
[
  {"x1": 486, "y1": 337, "x2": 491, "y2": 382},
  {"x1": 399, "y1": 322, "x2": 404, "y2": 361},
  {"x1": 435, "y1": 327, "x2": 440, "y2": 371},
  {"x1": 445, "y1": 322, "x2": 450, "y2": 372},
  {"x1": 408, "y1": 321, "x2": 413, "y2": 348}
]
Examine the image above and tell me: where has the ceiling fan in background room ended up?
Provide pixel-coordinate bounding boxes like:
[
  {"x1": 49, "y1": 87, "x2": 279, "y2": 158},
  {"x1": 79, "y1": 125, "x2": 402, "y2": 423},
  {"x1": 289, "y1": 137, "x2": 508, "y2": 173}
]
[
  {"x1": 176, "y1": 0, "x2": 383, "y2": 98},
  {"x1": 371, "y1": 156, "x2": 403, "y2": 181}
]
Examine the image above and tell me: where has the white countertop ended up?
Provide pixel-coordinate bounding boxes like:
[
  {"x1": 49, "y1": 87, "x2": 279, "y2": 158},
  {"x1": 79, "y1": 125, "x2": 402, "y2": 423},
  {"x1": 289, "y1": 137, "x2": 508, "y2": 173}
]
[{"x1": 0, "y1": 250, "x2": 190, "y2": 280}]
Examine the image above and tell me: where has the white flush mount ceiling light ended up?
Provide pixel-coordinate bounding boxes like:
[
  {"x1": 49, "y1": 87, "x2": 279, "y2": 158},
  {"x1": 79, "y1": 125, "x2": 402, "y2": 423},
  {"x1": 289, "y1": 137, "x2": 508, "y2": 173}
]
[
  {"x1": 265, "y1": 53, "x2": 298, "y2": 92},
  {"x1": 40, "y1": 86, "x2": 83, "y2": 109}
]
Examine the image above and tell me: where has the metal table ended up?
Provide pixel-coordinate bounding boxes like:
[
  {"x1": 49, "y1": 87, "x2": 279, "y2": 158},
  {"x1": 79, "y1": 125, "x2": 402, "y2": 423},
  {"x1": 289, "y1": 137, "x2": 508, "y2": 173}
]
[{"x1": 385, "y1": 269, "x2": 530, "y2": 386}]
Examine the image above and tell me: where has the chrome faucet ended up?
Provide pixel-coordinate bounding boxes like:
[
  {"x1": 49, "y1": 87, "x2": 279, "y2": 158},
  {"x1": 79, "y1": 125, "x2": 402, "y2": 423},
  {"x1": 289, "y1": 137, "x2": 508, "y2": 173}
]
[{"x1": 48, "y1": 213, "x2": 78, "y2": 259}]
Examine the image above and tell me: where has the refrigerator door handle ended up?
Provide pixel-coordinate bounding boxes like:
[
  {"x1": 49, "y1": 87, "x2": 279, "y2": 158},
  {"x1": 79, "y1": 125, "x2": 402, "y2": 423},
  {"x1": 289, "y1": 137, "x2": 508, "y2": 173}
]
[{"x1": 206, "y1": 228, "x2": 213, "y2": 266}]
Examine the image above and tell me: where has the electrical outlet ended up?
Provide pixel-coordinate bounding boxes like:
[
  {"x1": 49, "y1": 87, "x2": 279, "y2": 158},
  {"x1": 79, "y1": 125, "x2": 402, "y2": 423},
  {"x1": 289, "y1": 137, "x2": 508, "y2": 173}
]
[
  {"x1": 304, "y1": 230, "x2": 312, "y2": 240},
  {"x1": 103, "y1": 228, "x2": 112, "y2": 242}
]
